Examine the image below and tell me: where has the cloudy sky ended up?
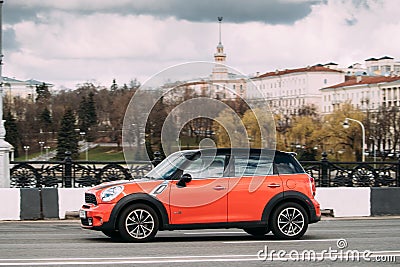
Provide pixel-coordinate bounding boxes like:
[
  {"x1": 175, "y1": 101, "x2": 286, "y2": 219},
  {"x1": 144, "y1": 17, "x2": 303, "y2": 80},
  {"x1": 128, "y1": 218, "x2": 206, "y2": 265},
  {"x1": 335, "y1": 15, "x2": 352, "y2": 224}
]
[{"x1": 2, "y1": 0, "x2": 400, "y2": 89}]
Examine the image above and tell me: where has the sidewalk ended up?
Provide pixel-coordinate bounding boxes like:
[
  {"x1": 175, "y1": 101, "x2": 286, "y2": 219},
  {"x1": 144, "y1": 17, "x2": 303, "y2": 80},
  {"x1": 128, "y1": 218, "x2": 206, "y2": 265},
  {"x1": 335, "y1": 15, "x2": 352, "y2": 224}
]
[{"x1": 29, "y1": 142, "x2": 98, "y2": 161}]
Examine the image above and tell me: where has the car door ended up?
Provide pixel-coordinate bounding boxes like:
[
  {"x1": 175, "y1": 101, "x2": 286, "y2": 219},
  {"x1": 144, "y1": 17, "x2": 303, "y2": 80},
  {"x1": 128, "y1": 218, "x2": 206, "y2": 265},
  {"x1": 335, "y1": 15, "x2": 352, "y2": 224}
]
[
  {"x1": 227, "y1": 152, "x2": 283, "y2": 222},
  {"x1": 169, "y1": 154, "x2": 228, "y2": 225}
]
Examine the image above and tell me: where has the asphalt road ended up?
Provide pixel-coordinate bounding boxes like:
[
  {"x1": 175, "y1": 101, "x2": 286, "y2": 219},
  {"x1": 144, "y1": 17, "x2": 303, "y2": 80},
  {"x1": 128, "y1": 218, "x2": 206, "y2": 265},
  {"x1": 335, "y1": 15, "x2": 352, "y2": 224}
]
[{"x1": 0, "y1": 217, "x2": 399, "y2": 266}]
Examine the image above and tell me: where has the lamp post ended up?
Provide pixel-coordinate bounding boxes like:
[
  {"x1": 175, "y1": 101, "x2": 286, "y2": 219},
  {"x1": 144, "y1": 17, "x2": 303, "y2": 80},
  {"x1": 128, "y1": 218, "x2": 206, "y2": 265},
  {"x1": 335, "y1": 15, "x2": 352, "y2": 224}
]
[
  {"x1": 343, "y1": 117, "x2": 365, "y2": 162},
  {"x1": 80, "y1": 131, "x2": 88, "y2": 161},
  {"x1": 44, "y1": 146, "x2": 50, "y2": 160},
  {"x1": 38, "y1": 141, "x2": 44, "y2": 157},
  {"x1": 23, "y1": 145, "x2": 30, "y2": 161}
]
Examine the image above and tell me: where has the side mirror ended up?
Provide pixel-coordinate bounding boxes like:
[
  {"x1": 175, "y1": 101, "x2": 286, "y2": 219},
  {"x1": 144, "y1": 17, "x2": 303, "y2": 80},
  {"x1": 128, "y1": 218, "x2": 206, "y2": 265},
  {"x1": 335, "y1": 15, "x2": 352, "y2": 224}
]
[{"x1": 177, "y1": 173, "x2": 192, "y2": 187}]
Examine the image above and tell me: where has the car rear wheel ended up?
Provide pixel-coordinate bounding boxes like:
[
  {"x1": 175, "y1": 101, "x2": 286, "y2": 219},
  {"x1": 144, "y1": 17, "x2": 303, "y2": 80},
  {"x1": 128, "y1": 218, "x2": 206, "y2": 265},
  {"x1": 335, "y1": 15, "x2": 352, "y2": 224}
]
[
  {"x1": 243, "y1": 227, "x2": 270, "y2": 237},
  {"x1": 117, "y1": 204, "x2": 159, "y2": 242},
  {"x1": 270, "y1": 202, "x2": 308, "y2": 240}
]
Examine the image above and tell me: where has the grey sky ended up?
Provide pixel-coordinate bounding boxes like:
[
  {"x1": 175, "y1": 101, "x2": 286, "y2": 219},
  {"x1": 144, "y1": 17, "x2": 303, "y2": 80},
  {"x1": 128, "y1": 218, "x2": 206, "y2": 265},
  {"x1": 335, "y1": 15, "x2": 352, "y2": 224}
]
[
  {"x1": 2, "y1": 0, "x2": 400, "y2": 89},
  {"x1": 4, "y1": 0, "x2": 319, "y2": 24}
]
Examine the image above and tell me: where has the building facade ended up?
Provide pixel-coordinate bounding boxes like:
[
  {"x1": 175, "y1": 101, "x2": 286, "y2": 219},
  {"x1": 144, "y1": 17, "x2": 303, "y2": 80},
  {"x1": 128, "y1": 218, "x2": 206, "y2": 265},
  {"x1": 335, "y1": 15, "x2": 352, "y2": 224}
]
[
  {"x1": 321, "y1": 75, "x2": 400, "y2": 114},
  {"x1": 365, "y1": 56, "x2": 400, "y2": 76},
  {"x1": 247, "y1": 66, "x2": 345, "y2": 115}
]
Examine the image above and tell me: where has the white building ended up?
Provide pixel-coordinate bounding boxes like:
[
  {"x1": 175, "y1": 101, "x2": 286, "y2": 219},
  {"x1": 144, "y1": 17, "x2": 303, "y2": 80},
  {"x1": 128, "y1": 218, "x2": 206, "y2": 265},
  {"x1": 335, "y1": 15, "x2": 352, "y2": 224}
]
[
  {"x1": 321, "y1": 75, "x2": 400, "y2": 114},
  {"x1": 247, "y1": 66, "x2": 345, "y2": 115},
  {"x1": 2, "y1": 76, "x2": 54, "y2": 101},
  {"x1": 365, "y1": 56, "x2": 400, "y2": 76}
]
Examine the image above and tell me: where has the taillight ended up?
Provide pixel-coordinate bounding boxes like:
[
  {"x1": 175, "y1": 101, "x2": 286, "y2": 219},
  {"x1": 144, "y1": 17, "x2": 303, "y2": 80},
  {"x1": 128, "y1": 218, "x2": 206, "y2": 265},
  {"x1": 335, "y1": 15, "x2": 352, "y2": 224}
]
[{"x1": 309, "y1": 176, "x2": 316, "y2": 196}]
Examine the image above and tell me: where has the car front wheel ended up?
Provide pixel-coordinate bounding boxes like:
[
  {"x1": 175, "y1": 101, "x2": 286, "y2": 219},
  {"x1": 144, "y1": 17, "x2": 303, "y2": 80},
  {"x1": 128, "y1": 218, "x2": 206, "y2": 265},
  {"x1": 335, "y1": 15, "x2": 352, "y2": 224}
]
[
  {"x1": 117, "y1": 204, "x2": 159, "y2": 242},
  {"x1": 270, "y1": 202, "x2": 308, "y2": 240}
]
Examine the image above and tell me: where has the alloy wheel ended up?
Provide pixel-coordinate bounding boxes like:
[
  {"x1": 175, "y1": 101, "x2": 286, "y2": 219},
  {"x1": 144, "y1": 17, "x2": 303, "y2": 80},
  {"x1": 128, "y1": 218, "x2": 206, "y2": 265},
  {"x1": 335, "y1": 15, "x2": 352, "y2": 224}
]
[
  {"x1": 277, "y1": 207, "x2": 305, "y2": 237},
  {"x1": 125, "y1": 209, "x2": 155, "y2": 239}
]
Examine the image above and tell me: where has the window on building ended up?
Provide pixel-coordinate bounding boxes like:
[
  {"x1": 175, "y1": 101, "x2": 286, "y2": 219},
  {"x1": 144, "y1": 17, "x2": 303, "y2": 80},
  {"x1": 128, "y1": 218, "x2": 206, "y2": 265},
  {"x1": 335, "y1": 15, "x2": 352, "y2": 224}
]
[{"x1": 382, "y1": 65, "x2": 391, "y2": 73}]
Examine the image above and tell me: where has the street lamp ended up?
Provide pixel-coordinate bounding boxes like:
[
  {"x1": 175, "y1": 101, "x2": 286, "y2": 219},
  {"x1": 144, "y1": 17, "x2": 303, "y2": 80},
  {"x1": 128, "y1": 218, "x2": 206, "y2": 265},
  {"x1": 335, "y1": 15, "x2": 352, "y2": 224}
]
[
  {"x1": 38, "y1": 141, "x2": 44, "y2": 157},
  {"x1": 23, "y1": 145, "x2": 30, "y2": 161},
  {"x1": 343, "y1": 117, "x2": 365, "y2": 162},
  {"x1": 80, "y1": 131, "x2": 88, "y2": 161},
  {"x1": 44, "y1": 146, "x2": 50, "y2": 160}
]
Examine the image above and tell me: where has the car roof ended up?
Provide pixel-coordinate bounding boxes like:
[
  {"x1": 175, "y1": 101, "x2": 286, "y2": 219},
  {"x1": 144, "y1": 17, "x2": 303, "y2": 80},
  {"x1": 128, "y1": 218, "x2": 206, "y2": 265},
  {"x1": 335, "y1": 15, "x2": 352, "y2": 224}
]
[{"x1": 178, "y1": 148, "x2": 291, "y2": 157}]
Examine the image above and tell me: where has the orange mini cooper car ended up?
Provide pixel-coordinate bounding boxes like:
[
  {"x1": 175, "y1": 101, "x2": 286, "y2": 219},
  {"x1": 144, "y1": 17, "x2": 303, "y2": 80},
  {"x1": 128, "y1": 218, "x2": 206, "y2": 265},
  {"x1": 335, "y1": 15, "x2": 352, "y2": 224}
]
[{"x1": 80, "y1": 148, "x2": 320, "y2": 242}]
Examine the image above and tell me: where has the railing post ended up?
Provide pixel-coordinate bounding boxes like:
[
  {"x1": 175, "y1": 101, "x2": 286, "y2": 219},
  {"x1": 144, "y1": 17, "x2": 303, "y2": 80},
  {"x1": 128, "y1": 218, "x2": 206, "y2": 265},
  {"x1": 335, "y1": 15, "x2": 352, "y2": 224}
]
[
  {"x1": 64, "y1": 151, "x2": 73, "y2": 188},
  {"x1": 397, "y1": 156, "x2": 400, "y2": 187},
  {"x1": 151, "y1": 151, "x2": 162, "y2": 167},
  {"x1": 321, "y1": 152, "x2": 329, "y2": 187}
]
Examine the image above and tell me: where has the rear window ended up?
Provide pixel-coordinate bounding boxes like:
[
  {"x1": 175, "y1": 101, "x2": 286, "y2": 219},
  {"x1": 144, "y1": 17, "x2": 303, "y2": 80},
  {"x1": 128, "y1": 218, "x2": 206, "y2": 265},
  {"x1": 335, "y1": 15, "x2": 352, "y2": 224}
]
[{"x1": 274, "y1": 153, "x2": 305, "y2": 174}]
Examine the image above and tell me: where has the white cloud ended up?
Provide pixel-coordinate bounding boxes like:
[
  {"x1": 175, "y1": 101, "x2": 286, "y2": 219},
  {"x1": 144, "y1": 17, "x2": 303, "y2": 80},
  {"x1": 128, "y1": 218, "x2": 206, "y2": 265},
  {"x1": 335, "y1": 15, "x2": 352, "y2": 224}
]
[{"x1": 4, "y1": 0, "x2": 400, "y2": 88}]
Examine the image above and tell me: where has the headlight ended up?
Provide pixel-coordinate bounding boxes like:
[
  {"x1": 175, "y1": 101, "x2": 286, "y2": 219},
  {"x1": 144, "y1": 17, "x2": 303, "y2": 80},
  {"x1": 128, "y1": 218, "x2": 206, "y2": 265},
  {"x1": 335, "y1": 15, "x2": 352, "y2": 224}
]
[{"x1": 100, "y1": 185, "x2": 124, "y2": 202}]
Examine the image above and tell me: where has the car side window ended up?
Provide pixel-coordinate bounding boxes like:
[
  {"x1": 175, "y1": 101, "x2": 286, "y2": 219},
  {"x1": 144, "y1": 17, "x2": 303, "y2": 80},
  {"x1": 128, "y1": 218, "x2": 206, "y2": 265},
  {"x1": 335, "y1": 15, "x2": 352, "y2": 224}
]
[
  {"x1": 234, "y1": 155, "x2": 273, "y2": 176},
  {"x1": 183, "y1": 155, "x2": 225, "y2": 179}
]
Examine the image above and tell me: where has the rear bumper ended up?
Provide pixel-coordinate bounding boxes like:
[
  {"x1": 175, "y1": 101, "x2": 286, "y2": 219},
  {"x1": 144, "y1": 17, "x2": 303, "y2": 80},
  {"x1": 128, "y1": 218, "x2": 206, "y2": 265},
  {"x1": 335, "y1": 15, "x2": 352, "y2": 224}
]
[{"x1": 309, "y1": 198, "x2": 321, "y2": 224}]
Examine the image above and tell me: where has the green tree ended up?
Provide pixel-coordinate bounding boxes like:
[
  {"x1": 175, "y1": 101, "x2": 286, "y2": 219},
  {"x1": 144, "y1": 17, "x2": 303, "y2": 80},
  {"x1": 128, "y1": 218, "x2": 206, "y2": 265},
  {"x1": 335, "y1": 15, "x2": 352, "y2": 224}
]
[
  {"x1": 86, "y1": 92, "x2": 98, "y2": 126},
  {"x1": 5, "y1": 111, "x2": 20, "y2": 158},
  {"x1": 316, "y1": 103, "x2": 365, "y2": 161},
  {"x1": 78, "y1": 92, "x2": 98, "y2": 140},
  {"x1": 145, "y1": 96, "x2": 168, "y2": 149},
  {"x1": 213, "y1": 109, "x2": 247, "y2": 148},
  {"x1": 39, "y1": 107, "x2": 53, "y2": 132},
  {"x1": 35, "y1": 82, "x2": 51, "y2": 103},
  {"x1": 56, "y1": 109, "x2": 79, "y2": 160},
  {"x1": 111, "y1": 78, "x2": 118, "y2": 92},
  {"x1": 286, "y1": 116, "x2": 321, "y2": 160}
]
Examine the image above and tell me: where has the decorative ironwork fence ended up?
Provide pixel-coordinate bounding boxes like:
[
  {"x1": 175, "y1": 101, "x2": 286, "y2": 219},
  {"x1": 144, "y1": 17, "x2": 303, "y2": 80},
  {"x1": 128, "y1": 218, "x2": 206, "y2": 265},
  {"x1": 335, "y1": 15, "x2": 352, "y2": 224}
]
[
  {"x1": 300, "y1": 154, "x2": 400, "y2": 187},
  {"x1": 10, "y1": 155, "x2": 153, "y2": 188},
  {"x1": 9, "y1": 153, "x2": 400, "y2": 188}
]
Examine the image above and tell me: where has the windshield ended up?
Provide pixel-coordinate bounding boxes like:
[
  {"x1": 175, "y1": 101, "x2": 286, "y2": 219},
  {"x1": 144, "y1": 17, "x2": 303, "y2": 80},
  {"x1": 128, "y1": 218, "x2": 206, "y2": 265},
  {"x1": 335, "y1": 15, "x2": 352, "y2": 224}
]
[{"x1": 145, "y1": 152, "x2": 190, "y2": 180}]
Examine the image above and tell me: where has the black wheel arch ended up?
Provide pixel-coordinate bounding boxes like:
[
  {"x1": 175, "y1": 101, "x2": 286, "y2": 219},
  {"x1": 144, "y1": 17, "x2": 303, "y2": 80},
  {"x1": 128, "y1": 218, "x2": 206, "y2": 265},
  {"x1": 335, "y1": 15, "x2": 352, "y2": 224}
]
[
  {"x1": 107, "y1": 193, "x2": 169, "y2": 231},
  {"x1": 262, "y1": 191, "x2": 319, "y2": 225}
]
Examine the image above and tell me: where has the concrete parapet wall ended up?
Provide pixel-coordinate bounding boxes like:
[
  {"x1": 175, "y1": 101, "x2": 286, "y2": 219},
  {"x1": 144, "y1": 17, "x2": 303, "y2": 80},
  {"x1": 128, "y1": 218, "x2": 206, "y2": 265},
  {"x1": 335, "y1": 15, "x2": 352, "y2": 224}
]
[
  {"x1": 315, "y1": 187, "x2": 371, "y2": 217},
  {"x1": 0, "y1": 187, "x2": 399, "y2": 220}
]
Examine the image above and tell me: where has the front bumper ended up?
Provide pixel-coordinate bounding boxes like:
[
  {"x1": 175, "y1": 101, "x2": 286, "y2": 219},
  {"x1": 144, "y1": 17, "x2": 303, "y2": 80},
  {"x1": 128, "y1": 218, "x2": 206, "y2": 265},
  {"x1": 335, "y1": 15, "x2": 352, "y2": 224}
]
[{"x1": 80, "y1": 203, "x2": 116, "y2": 230}]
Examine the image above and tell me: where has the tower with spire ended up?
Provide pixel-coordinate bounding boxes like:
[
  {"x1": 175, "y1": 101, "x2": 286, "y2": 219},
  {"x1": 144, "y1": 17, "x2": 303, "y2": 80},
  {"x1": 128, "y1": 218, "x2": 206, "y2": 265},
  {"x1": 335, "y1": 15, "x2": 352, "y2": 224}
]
[{"x1": 212, "y1": 17, "x2": 228, "y2": 80}]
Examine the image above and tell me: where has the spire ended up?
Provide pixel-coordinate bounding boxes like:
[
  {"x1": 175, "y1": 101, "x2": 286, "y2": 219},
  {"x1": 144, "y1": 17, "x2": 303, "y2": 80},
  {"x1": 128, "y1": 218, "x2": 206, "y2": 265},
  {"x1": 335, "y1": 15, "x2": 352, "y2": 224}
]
[
  {"x1": 218, "y1": 16, "x2": 223, "y2": 45},
  {"x1": 212, "y1": 16, "x2": 228, "y2": 80},
  {"x1": 214, "y1": 16, "x2": 226, "y2": 63}
]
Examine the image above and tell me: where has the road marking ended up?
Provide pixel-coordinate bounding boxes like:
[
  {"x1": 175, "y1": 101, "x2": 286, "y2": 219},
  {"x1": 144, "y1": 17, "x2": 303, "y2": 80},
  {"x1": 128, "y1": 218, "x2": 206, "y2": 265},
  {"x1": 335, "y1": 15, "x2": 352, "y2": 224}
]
[
  {"x1": 0, "y1": 255, "x2": 259, "y2": 265},
  {"x1": 223, "y1": 238, "x2": 340, "y2": 244},
  {"x1": 0, "y1": 251, "x2": 398, "y2": 265}
]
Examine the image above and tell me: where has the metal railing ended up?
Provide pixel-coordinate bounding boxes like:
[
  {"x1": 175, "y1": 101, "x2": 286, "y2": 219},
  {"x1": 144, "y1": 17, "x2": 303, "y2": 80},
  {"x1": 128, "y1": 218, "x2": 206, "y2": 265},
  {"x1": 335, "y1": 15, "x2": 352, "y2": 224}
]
[
  {"x1": 300, "y1": 153, "x2": 399, "y2": 187},
  {"x1": 9, "y1": 152, "x2": 400, "y2": 188},
  {"x1": 9, "y1": 152, "x2": 154, "y2": 188}
]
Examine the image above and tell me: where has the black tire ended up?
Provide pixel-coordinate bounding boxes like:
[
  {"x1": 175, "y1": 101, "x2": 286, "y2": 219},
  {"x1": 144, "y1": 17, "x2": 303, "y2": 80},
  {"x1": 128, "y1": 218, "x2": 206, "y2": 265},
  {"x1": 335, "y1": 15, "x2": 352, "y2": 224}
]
[
  {"x1": 243, "y1": 227, "x2": 270, "y2": 237},
  {"x1": 101, "y1": 230, "x2": 122, "y2": 240},
  {"x1": 117, "y1": 204, "x2": 159, "y2": 242},
  {"x1": 270, "y1": 202, "x2": 308, "y2": 240}
]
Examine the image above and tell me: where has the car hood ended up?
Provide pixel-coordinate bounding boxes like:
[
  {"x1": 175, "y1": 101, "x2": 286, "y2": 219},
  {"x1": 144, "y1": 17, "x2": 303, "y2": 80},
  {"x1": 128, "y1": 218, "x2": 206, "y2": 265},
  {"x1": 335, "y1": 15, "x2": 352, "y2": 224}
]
[{"x1": 92, "y1": 178, "x2": 161, "y2": 190}]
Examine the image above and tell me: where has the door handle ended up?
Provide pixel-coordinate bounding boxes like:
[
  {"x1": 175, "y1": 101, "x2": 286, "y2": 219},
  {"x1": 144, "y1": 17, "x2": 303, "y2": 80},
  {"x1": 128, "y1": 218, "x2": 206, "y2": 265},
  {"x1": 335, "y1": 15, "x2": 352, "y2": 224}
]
[
  {"x1": 213, "y1": 185, "x2": 226, "y2": 191},
  {"x1": 268, "y1": 183, "x2": 281, "y2": 188}
]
